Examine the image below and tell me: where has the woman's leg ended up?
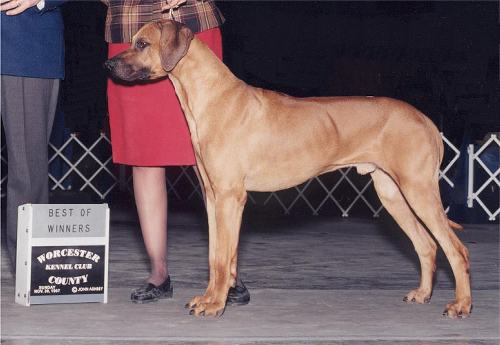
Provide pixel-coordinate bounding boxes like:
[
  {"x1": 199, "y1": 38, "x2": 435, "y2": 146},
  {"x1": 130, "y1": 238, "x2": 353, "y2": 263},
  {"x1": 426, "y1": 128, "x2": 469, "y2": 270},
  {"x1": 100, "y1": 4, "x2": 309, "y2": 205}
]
[{"x1": 133, "y1": 166, "x2": 169, "y2": 286}]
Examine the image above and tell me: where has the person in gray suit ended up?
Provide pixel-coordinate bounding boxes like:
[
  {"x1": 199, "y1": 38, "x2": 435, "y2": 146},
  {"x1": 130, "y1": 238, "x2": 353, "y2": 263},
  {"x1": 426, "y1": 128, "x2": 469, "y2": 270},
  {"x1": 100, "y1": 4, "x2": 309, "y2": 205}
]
[{"x1": 1, "y1": 0, "x2": 65, "y2": 269}]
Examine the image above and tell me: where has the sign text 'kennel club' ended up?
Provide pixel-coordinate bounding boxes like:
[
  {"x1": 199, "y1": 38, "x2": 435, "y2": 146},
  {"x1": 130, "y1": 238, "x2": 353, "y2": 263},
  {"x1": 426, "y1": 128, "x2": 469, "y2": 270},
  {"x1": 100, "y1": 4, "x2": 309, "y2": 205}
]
[{"x1": 15, "y1": 204, "x2": 109, "y2": 306}]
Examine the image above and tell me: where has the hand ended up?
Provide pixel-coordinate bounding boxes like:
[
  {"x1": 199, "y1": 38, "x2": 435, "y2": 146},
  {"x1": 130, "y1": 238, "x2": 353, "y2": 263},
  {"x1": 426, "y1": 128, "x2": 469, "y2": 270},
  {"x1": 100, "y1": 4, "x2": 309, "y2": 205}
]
[
  {"x1": 162, "y1": 0, "x2": 186, "y2": 11},
  {"x1": 1, "y1": 0, "x2": 40, "y2": 15}
]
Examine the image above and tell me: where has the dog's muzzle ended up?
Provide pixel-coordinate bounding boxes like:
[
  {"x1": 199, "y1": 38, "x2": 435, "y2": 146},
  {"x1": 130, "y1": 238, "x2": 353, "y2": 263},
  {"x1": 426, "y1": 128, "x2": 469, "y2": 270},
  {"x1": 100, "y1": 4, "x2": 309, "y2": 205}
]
[
  {"x1": 104, "y1": 58, "x2": 117, "y2": 72},
  {"x1": 104, "y1": 57, "x2": 151, "y2": 82}
]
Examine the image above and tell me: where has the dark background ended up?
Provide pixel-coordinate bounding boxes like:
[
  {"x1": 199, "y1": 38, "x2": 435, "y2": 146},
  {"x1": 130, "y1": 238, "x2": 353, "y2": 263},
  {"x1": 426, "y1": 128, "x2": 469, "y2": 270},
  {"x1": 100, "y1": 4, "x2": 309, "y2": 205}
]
[
  {"x1": 1, "y1": 1, "x2": 497, "y2": 221},
  {"x1": 60, "y1": 1, "x2": 499, "y2": 143}
]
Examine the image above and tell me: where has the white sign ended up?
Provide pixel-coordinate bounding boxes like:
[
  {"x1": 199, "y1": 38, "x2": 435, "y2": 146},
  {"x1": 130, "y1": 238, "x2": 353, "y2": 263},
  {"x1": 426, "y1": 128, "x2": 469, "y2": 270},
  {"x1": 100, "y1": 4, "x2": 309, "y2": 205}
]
[{"x1": 15, "y1": 204, "x2": 109, "y2": 306}]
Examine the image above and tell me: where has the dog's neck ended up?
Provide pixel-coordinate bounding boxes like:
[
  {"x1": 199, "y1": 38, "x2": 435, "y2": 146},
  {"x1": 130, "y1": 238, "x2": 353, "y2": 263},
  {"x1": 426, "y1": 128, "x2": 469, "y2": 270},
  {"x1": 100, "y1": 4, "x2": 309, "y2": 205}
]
[{"x1": 168, "y1": 38, "x2": 241, "y2": 122}]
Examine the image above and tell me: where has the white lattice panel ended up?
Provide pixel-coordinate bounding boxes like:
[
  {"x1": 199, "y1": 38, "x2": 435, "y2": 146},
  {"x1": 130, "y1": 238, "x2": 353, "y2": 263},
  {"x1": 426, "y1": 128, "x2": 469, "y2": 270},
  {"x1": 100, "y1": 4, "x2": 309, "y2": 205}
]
[
  {"x1": 1, "y1": 144, "x2": 7, "y2": 198},
  {"x1": 48, "y1": 133, "x2": 118, "y2": 200},
  {"x1": 467, "y1": 134, "x2": 500, "y2": 221}
]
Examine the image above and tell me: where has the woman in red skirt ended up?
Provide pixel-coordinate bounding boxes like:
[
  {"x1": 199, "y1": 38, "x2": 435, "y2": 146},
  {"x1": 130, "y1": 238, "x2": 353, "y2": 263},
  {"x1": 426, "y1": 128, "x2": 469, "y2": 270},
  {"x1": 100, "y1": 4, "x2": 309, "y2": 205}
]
[{"x1": 105, "y1": 0, "x2": 249, "y2": 304}]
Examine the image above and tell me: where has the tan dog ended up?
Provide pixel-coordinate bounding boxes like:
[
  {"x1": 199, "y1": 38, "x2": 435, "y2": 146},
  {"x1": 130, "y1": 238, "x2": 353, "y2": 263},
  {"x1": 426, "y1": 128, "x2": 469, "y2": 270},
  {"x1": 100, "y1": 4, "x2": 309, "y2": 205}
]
[{"x1": 105, "y1": 19, "x2": 471, "y2": 318}]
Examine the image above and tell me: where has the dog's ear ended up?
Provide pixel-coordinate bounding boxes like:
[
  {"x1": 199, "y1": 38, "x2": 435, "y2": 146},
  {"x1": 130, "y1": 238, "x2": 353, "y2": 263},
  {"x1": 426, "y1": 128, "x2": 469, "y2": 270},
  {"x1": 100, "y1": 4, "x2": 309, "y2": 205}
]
[{"x1": 158, "y1": 20, "x2": 194, "y2": 72}]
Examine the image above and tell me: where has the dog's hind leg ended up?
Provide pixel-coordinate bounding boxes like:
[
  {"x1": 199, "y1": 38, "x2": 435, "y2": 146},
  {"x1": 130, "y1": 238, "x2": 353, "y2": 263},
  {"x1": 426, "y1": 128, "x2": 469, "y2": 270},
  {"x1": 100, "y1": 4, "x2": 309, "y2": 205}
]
[
  {"x1": 371, "y1": 169, "x2": 437, "y2": 304},
  {"x1": 188, "y1": 186, "x2": 247, "y2": 317},
  {"x1": 398, "y1": 178, "x2": 471, "y2": 318}
]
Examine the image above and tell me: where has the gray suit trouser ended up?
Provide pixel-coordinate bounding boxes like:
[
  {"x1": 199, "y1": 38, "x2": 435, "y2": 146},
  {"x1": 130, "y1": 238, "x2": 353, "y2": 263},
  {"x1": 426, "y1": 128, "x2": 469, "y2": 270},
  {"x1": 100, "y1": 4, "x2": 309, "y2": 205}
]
[{"x1": 1, "y1": 75, "x2": 60, "y2": 268}]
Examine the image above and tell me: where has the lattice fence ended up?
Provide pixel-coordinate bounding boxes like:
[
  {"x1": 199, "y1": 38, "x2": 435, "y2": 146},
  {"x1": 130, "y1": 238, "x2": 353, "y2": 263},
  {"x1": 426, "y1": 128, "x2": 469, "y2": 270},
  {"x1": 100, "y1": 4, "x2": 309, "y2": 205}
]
[
  {"x1": 467, "y1": 134, "x2": 500, "y2": 221},
  {"x1": 0, "y1": 132, "x2": 498, "y2": 220},
  {"x1": 0, "y1": 144, "x2": 6, "y2": 199},
  {"x1": 48, "y1": 133, "x2": 117, "y2": 200}
]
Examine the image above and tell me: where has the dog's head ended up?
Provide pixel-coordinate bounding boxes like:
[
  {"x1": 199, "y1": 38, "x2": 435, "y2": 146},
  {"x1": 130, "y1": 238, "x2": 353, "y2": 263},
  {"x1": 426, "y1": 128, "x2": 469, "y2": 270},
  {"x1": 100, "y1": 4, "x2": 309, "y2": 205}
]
[{"x1": 104, "y1": 19, "x2": 194, "y2": 82}]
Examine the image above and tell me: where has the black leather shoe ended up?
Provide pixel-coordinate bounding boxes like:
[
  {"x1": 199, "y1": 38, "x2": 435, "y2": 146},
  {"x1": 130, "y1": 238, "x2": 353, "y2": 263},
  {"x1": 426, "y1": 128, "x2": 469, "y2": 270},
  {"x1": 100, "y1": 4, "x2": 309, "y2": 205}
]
[
  {"x1": 131, "y1": 276, "x2": 173, "y2": 303},
  {"x1": 226, "y1": 279, "x2": 250, "y2": 306}
]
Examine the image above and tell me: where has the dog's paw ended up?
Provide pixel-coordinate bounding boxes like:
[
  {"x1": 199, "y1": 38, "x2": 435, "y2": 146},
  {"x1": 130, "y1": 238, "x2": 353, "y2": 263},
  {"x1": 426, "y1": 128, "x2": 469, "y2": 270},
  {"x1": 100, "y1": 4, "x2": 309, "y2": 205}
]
[
  {"x1": 403, "y1": 288, "x2": 432, "y2": 304},
  {"x1": 185, "y1": 295, "x2": 209, "y2": 309},
  {"x1": 442, "y1": 297, "x2": 472, "y2": 319},
  {"x1": 185, "y1": 295, "x2": 225, "y2": 317},
  {"x1": 188, "y1": 300, "x2": 226, "y2": 317}
]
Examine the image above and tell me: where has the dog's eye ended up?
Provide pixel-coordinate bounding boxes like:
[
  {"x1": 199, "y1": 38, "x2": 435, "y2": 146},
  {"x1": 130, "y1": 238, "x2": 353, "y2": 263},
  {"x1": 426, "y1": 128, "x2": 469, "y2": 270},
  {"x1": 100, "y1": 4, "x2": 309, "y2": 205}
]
[{"x1": 135, "y1": 40, "x2": 149, "y2": 50}]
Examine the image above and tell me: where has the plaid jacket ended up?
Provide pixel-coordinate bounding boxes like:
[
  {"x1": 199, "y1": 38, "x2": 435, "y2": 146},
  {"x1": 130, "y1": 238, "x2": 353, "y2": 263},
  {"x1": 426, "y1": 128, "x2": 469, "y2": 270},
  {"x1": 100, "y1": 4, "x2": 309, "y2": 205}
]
[{"x1": 104, "y1": 0, "x2": 224, "y2": 43}]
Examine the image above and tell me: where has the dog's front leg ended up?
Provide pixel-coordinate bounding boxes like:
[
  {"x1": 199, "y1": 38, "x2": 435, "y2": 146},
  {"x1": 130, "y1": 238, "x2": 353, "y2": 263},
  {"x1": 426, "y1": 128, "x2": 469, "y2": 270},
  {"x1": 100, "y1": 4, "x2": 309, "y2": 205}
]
[
  {"x1": 185, "y1": 187, "x2": 218, "y2": 310},
  {"x1": 188, "y1": 188, "x2": 247, "y2": 317}
]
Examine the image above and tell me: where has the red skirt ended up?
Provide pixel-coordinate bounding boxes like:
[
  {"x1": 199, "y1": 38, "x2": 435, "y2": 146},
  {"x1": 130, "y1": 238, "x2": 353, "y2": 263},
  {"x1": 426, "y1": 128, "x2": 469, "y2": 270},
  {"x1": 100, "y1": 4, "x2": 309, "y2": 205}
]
[{"x1": 107, "y1": 28, "x2": 223, "y2": 166}]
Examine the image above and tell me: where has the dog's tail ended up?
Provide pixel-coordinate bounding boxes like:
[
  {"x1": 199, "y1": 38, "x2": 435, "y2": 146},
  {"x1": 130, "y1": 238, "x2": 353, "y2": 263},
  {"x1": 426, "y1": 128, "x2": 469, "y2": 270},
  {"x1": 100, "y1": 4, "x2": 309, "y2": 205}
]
[{"x1": 448, "y1": 219, "x2": 464, "y2": 231}]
